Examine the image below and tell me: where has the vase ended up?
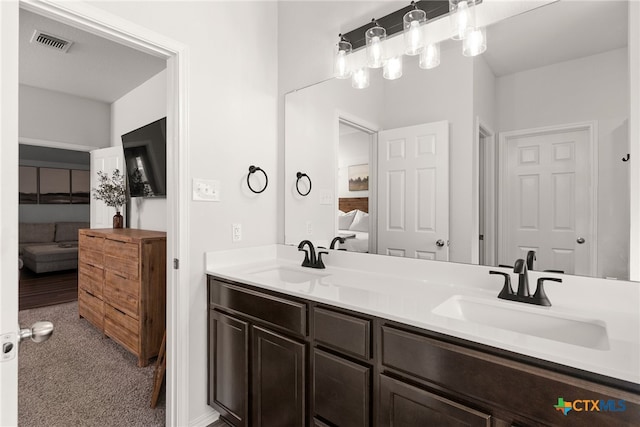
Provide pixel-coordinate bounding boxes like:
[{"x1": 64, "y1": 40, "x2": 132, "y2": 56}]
[{"x1": 113, "y1": 211, "x2": 124, "y2": 229}]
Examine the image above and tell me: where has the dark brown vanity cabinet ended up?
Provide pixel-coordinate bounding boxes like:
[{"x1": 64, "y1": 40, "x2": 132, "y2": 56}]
[
  {"x1": 209, "y1": 275, "x2": 640, "y2": 427},
  {"x1": 208, "y1": 278, "x2": 307, "y2": 427}
]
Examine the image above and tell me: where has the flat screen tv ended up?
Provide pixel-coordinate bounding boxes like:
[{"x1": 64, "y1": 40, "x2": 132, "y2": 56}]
[{"x1": 121, "y1": 117, "x2": 166, "y2": 198}]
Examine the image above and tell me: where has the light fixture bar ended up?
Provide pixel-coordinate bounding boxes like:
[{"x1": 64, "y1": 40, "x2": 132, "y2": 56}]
[{"x1": 341, "y1": 0, "x2": 481, "y2": 51}]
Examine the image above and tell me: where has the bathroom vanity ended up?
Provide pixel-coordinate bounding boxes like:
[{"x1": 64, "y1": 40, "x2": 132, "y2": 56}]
[{"x1": 206, "y1": 245, "x2": 639, "y2": 427}]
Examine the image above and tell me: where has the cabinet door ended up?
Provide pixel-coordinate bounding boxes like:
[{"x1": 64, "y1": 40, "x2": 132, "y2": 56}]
[
  {"x1": 209, "y1": 310, "x2": 249, "y2": 427},
  {"x1": 313, "y1": 348, "x2": 370, "y2": 427},
  {"x1": 379, "y1": 375, "x2": 491, "y2": 427},
  {"x1": 251, "y1": 325, "x2": 306, "y2": 427}
]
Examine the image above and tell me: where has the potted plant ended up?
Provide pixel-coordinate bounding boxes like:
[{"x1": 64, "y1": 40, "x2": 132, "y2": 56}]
[{"x1": 93, "y1": 169, "x2": 126, "y2": 228}]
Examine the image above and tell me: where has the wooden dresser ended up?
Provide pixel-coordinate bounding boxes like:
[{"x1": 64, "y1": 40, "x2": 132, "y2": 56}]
[{"x1": 78, "y1": 228, "x2": 166, "y2": 367}]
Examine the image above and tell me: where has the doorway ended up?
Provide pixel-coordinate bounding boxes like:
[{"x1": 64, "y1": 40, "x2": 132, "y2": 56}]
[{"x1": 0, "y1": 2, "x2": 189, "y2": 426}]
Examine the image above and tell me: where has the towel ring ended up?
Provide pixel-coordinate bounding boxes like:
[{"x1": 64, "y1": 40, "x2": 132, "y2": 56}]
[
  {"x1": 296, "y1": 172, "x2": 312, "y2": 196},
  {"x1": 247, "y1": 165, "x2": 268, "y2": 194}
]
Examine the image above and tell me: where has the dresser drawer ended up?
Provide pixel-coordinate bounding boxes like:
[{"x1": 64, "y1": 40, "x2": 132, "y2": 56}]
[
  {"x1": 79, "y1": 262, "x2": 103, "y2": 298},
  {"x1": 314, "y1": 306, "x2": 371, "y2": 359},
  {"x1": 105, "y1": 304, "x2": 139, "y2": 356},
  {"x1": 79, "y1": 248, "x2": 103, "y2": 268},
  {"x1": 105, "y1": 254, "x2": 139, "y2": 280},
  {"x1": 104, "y1": 238, "x2": 139, "y2": 262},
  {"x1": 78, "y1": 289, "x2": 104, "y2": 330},
  {"x1": 104, "y1": 271, "x2": 139, "y2": 319},
  {"x1": 79, "y1": 232, "x2": 104, "y2": 252},
  {"x1": 209, "y1": 278, "x2": 308, "y2": 337}
]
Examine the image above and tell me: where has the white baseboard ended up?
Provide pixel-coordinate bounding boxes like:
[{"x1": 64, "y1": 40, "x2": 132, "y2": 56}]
[{"x1": 188, "y1": 409, "x2": 220, "y2": 427}]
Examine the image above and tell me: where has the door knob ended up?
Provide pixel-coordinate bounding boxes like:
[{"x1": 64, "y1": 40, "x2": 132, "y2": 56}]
[
  {"x1": 19, "y1": 321, "x2": 54, "y2": 344},
  {"x1": 576, "y1": 237, "x2": 585, "y2": 244},
  {"x1": 436, "y1": 239, "x2": 445, "y2": 247}
]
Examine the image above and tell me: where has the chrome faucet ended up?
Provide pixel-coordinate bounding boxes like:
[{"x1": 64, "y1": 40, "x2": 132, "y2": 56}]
[
  {"x1": 297, "y1": 240, "x2": 328, "y2": 269},
  {"x1": 490, "y1": 259, "x2": 562, "y2": 306}
]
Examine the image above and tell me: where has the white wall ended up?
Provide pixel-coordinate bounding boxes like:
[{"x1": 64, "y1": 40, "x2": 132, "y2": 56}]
[
  {"x1": 338, "y1": 131, "x2": 369, "y2": 198},
  {"x1": 19, "y1": 84, "x2": 110, "y2": 147},
  {"x1": 496, "y1": 48, "x2": 629, "y2": 279},
  {"x1": 110, "y1": 69, "x2": 167, "y2": 232},
  {"x1": 91, "y1": 2, "x2": 278, "y2": 424}
]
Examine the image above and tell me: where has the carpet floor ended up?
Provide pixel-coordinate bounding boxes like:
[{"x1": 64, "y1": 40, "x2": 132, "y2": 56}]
[{"x1": 18, "y1": 302, "x2": 165, "y2": 427}]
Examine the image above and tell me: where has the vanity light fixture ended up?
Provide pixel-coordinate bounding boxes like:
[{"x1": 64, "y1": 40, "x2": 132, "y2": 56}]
[
  {"x1": 365, "y1": 19, "x2": 387, "y2": 68},
  {"x1": 449, "y1": 0, "x2": 475, "y2": 40},
  {"x1": 419, "y1": 42, "x2": 441, "y2": 69},
  {"x1": 462, "y1": 26, "x2": 486, "y2": 56},
  {"x1": 383, "y1": 55, "x2": 403, "y2": 80},
  {"x1": 336, "y1": 0, "x2": 485, "y2": 89},
  {"x1": 403, "y1": 2, "x2": 427, "y2": 55},
  {"x1": 334, "y1": 34, "x2": 352, "y2": 79}
]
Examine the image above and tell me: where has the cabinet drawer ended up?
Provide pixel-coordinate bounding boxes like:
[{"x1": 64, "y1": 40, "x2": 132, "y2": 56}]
[
  {"x1": 313, "y1": 349, "x2": 370, "y2": 427},
  {"x1": 79, "y1": 232, "x2": 104, "y2": 252},
  {"x1": 79, "y1": 262, "x2": 103, "y2": 298},
  {"x1": 314, "y1": 307, "x2": 371, "y2": 359},
  {"x1": 379, "y1": 374, "x2": 491, "y2": 426},
  {"x1": 78, "y1": 289, "x2": 104, "y2": 330},
  {"x1": 105, "y1": 304, "x2": 139, "y2": 355},
  {"x1": 209, "y1": 278, "x2": 307, "y2": 337},
  {"x1": 104, "y1": 238, "x2": 139, "y2": 261},
  {"x1": 79, "y1": 248, "x2": 103, "y2": 268},
  {"x1": 104, "y1": 271, "x2": 139, "y2": 319},
  {"x1": 105, "y1": 254, "x2": 139, "y2": 280}
]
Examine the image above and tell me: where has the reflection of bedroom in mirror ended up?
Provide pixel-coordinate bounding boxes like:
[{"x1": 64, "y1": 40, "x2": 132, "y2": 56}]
[{"x1": 337, "y1": 120, "x2": 376, "y2": 253}]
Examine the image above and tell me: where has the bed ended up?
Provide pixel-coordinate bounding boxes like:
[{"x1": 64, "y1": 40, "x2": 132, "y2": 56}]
[{"x1": 338, "y1": 197, "x2": 369, "y2": 253}]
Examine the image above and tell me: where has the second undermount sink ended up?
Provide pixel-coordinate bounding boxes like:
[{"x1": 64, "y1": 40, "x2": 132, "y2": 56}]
[
  {"x1": 432, "y1": 295, "x2": 610, "y2": 350},
  {"x1": 248, "y1": 266, "x2": 329, "y2": 284}
]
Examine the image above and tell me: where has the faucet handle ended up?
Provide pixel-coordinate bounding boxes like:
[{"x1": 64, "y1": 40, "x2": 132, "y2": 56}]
[
  {"x1": 532, "y1": 277, "x2": 561, "y2": 306},
  {"x1": 315, "y1": 251, "x2": 328, "y2": 269},
  {"x1": 490, "y1": 270, "x2": 514, "y2": 299}
]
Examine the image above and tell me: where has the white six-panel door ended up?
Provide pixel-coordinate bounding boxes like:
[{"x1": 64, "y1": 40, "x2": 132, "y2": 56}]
[
  {"x1": 500, "y1": 124, "x2": 595, "y2": 275},
  {"x1": 377, "y1": 121, "x2": 449, "y2": 260},
  {"x1": 90, "y1": 146, "x2": 125, "y2": 228}
]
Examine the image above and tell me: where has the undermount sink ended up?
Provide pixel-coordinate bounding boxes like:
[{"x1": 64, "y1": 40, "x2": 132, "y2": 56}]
[
  {"x1": 432, "y1": 295, "x2": 610, "y2": 350},
  {"x1": 248, "y1": 266, "x2": 329, "y2": 284}
]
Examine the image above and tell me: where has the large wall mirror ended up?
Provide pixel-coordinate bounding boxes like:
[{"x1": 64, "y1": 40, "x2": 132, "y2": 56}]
[{"x1": 285, "y1": 0, "x2": 634, "y2": 281}]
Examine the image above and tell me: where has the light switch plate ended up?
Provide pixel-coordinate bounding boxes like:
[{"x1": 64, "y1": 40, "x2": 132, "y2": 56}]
[
  {"x1": 193, "y1": 178, "x2": 221, "y2": 201},
  {"x1": 319, "y1": 189, "x2": 333, "y2": 205}
]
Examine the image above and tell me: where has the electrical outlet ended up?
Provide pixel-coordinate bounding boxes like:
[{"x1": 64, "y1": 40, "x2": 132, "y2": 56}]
[
  {"x1": 232, "y1": 223, "x2": 242, "y2": 242},
  {"x1": 193, "y1": 178, "x2": 221, "y2": 201},
  {"x1": 306, "y1": 221, "x2": 313, "y2": 235}
]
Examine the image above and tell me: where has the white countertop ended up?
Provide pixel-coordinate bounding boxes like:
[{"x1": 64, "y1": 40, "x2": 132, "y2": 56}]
[{"x1": 206, "y1": 244, "x2": 640, "y2": 386}]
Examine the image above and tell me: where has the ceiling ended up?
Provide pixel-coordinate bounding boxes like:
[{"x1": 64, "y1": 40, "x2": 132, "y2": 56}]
[
  {"x1": 484, "y1": 0, "x2": 628, "y2": 77},
  {"x1": 19, "y1": 9, "x2": 166, "y2": 103}
]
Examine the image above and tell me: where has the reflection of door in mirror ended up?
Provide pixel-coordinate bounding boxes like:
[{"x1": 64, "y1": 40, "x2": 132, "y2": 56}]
[
  {"x1": 337, "y1": 120, "x2": 376, "y2": 253},
  {"x1": 378, "y1": 121, "x2": 450, "y2": 261},
  {"x1": 499, "y1": 124, "x2": 596, "y2": 277}
]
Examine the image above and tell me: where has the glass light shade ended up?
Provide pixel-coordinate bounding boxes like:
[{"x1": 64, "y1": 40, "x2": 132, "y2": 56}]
[
  {"x1": 365, "y1": 25, "x2": 386, "y2": 68},
  {"x1": 462, "y1": 26, "x2": 487, "y2": 57},
  {"x1": 403, "y1": 9, "x2": 426, "y2": 55},
  {"x1": 352, "y1": 67, "x2": 370, "y2": 89},
  {"x1": 334, "y1": 39, "x2": 352, "y2": 79},
  {"x1": 383, "y1": 56, "x2": 403, "y2": 80},
  {"x1": 419, "y1": 43, "x2": 441, "y2": 69},
  {"x1": 449, "y1": 0, "x2": 475, "y2": 40}
]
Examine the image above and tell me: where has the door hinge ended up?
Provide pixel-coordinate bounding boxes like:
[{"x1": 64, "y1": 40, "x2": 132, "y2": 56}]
[{"x1": 173, "y1": 258, "x2": 179, "y2": 269}]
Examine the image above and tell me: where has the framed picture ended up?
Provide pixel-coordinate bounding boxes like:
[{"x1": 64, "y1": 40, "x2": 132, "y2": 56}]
[
  {"x1": 19, "y1": 166, "x2": 38, "y2": 204},
  {"x1": 39, "y1": 167, "x2": 70, "y2": 204},
  {"x1": 348, "y1": 164, "x2": 369, "y2": 191},
  {"x1": 71, "y1": 170, "x2": 91, "y2": 204}
]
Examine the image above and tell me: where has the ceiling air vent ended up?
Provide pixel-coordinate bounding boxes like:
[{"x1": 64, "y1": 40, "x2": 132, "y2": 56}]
[{"x1": 30, "y1": 30, "x2": 73, "y2": 53}]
